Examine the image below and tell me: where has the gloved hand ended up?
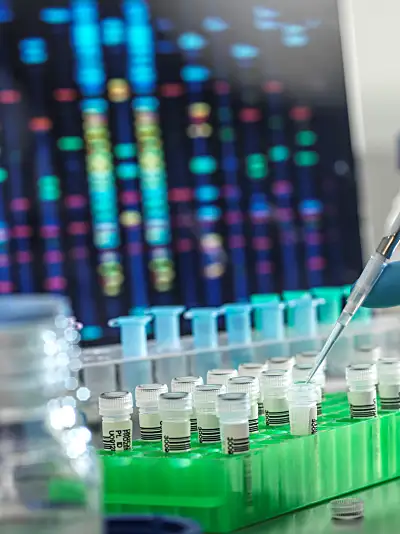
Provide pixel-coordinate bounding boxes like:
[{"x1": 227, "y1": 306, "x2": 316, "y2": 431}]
[{"x1": 362, "y1": 261, "x2": 400, "y2": 308}]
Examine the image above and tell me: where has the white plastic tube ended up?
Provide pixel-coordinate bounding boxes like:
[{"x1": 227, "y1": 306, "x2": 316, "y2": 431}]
[
  {"x1": 346, "y1": 364, "x2": 377, "y2": 418},
  {"x1": 99, "y1": 391, "x2": 133, "y2": 452}
]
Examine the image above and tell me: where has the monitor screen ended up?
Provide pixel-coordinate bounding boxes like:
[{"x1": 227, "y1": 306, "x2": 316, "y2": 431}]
[{"x1": 0, "y1": 0, "x2": 362, "y2": 344}]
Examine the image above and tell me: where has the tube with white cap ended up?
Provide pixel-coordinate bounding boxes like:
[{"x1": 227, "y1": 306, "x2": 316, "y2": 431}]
[
  {"x1": 287, "y1": 383, "x2": 318, "y2": 436},
  {"x1": 292, "y1": 364, "x2": 324, "y2": 416},
  {"x1": 260, "y1": 369, "x2": 290, "y2": 426},
  {"x1": 99, "y1": 391, "x2": 133, "y2": 452},
  {"x1": 171, "y1": 376, "x2": 203, "y2": 432},
  {"x1": 346, "y1": 364, "x2": 377, "y2": 418},
  {"x1": 194, "y1": 384, "x2": 226, "y2": 443},
  {"x1": 207, "y1": 368, "x2": 238, "y2": 386},
  {"x1": 227, "y1": 376, "x2": 260, "y2": 433},
  {"x1": 158, "y1": 392, "x2": 192, "y2": 453},
  {"x1": 378, "y1": 359, "x2": 400, "y2": 410},
  {"x1": 135, "y1": 383, "x2": 168, "y2": 441},
  {"x1": 238, "y1": 362, "x2": 267, "y2": 415},
  {"x1": 216, "y1": 392, "x2": 250, "y2": 454}
]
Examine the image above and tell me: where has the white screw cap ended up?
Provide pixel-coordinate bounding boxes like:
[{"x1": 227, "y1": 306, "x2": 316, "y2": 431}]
[
  {"x1": 135, "y1": 383, "x2": 168, "y2": 407},
  {"x1": 99, "y1": 391, "x2": 133, "y2": 417}
]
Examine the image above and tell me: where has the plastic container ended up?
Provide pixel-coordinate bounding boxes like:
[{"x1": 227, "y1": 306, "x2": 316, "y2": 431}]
[
  {"x1": 0, "y1": 295, "x2": 101, "y2": 533},
  {"x1": 158, "y1": 392, "x2": 192, "y2": 453},
  {"x1": 99, "y1": 391, "x2": 134, "y2": 452},
  {"x1": 194, "y1": 384, "x2": 226, "y2": 444},
  {"x1": 378, "y1": 358, "x2": 400, "y2": 410},
  {"x1": 260, "y1": 369, "x2": 290, "y2": 426},
  {"x1": 216, "y1": 392, "x2": 250, "y2": 454},
  {"x1": 171, "y1": 376, "x2": 204, "y2": 432},
  {"x1": 207, "y1": 368, "x2": 238, "y2": 386},
  {"x1": 135, "y1": 384, "x2": 168, "y2": 441},
  {"x1": 346, "y1": 364, "x2": 377, "y2": 418},
  {"x1": 287, "y1": 382, "x2": 318, "y2": 436}
]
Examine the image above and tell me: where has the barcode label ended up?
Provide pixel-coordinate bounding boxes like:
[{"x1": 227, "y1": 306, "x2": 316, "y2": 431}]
[
  {"x1": 265, "y1": 410, "x2": 289, "y2": 426},
  {"x1": 225, "y1": 436, "x2": 250, "y2": 454},
  {"x1": 163, "y1": 435, "x2": 191, "y2": 453},
  {"x1": 381, "y1": 397, "x2": 400, "y2": 410},
  {"x1": 140, "y1": 425, "x2": 162, "y2": 441},
  {"x1": 311, "y1": 419, "x2": 317, "y2": 434},
  {"x1": 317, "y1": 402, "x2": 322, "y2": 416},
  {"x1": 257, "y1": 402, "x2": 264, "y2": 417},
  {"x1": 249, "y1": 418, "x2": 259, "y2": 433},
  {"x1": 198, "y1": 427, "x2": 221, "y2": 443},
  {"x1": 350, "y1": 403, "x2": 377, "y2": 418},
  {"x1": 190, "y1": 418, "x2": 198, "y2": 433},
  {"x1": 102, "y1": 421, "x2": 132, "y2": 452}
]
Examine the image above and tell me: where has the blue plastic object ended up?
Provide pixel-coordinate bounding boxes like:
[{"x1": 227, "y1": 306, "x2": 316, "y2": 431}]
[
  {"x1": 288, "y1": 295, "x2": 323, "y2": 338},
  {"x1": 253, "y1": 301, "x2": 285, "y2": 341},
  {"x1": 105, "y1": 515, "x2": 202, "y2": 534},
  {"x1": 0, "y1": 294, "x2": 71, "y2": 324},
  {"x1": 108, "y1": 316, "x2": 152, "y2": 358},
  {"x1": 184, "y1": 307, "x2": 221, "y2": 349},
  {"x1": 146, "y1": 306, "x2": 185, "y2": 352},
  {"x1": 363, "y1": 262, "x2": 400, "y2": 308},
  {"x1": 221, "y1": 304, "x2": 253, "y2": 345}
]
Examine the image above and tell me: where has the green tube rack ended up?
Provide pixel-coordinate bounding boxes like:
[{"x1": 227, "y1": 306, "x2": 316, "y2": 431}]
[{"x1": 99, "y1": 392, "x2": 400, "y2": 533}]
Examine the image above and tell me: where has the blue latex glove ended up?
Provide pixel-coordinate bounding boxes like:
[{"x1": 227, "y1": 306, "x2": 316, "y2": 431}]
[{"x1": 363, "y1": 262, "x2": 400, "y2": 308}]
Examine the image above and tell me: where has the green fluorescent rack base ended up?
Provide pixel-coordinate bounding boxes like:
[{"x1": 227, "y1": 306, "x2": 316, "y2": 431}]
[{"x1": 99, "y1": 392, "x2": 400, "y2": 533}]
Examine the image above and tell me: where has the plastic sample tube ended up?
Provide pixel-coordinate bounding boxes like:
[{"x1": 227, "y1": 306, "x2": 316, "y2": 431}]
[
  {"x1": 346, "y1": 364, "x2": 377, "y2": 418},
  {"x1": 238, "y1": 362, "x2": 267, "y2": 415},
  {"x1": 351, "y1": 345, "x2": 382, "y2": 365},
  {"x1": 216, "y1": 392, "x2": 250, "y2": 454},
  {"x1": 99, "y1": 391, "x2": 133, "y2": 452},
  {"x1": 146, "y1": 306, "x2": 185, "y2": 352},
  {"x1": 268, "y1": 357, "x2": 294, "y2": 373},
  {"x1": 287, "y1": 383, "x2": 318, "y2": 436},
  {"x1": 194, "y1": 384, "x2": 226, "y2": 444},
  {"x1": 135, "y1": 383, "x2": 168, "y2": 441},
  {"x1": 158, "y1": 392, "x2": 192, "y2": 453},
  {"x1": 252, "y1": 301, "x2": 285, "y2": 341},
  {"x1": 378, "y1": 358, "x2": 400, "y2": 410},
  {"x1": 295, "y1": 350, "x2": 326, "y2": 370},
  {"x1": 227, "y1": 376, "x2": 260, "y2": 433},
  {"x1": 292, "y1": 364, "x2": 324, "y2": 416},
  {"x1": 171, "y1": 376, "x2": 204, "y2": 432},
  {"x1": 221, "y1": 304, "x2": 253, "y2": 345},
  {"x1": 260, "y1": 369, "x2": 290, "y2": 426},
  {"x1": 184, "y1": 307, "x2": 221, "y2": 349},
  {"x1": 207, "y1": 368, "x2": 238, "y2": 386}
]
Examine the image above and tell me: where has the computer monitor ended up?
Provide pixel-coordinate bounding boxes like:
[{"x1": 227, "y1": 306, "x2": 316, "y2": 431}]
[{"x1": 0, "y1": 0, "x2": 362, "y2": 344}]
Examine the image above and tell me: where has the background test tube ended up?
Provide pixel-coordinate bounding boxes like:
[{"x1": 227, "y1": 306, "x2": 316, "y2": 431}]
[
  {"x1": 287, "y1": 383, "x2": 318, "y2": 436},
  {"x1": 99, "y1": 391, "x2": 133, "y2": 452},
  {"x1": 108, "y1": 316, "x2": 153, "y2": 389},
  {"x1": 227, "y1": 376, "x2": 260, "y2": 433},
  {"x1": 378, "y1": 359, "x2": 400, "y2": 410},
  {"x1": 261, "y1": 369, "x2": 290, "y2": 426},
  {"x1": 194, "y1": 384, "x2": 226, "y2": 444},
  {"x1": 158, "y1": 392, "x2": 192, "y2": 453},
  {"x1": 184, "y1": 307, "x2": 222, "y2": 378},
  {"x1": 207, "y1": 368, "x2": 238, "y2": 386},
  {"x1": 346, "y1": 364, "x2": 377, "y2": 418},
  {"x1": 146, "y1": 306, "x2": 186, "y2": 385},
  {"x1": 216, "y1": 392, "x2": 250, "y2": 454},
  {"x1": 171, "y1": 376, "x2": 204, "y2": 432},
  {"x1": 221, "y1": 304, "x2": 253, "y2": 368},
  {"x1": 238, "y1": 362, "x2": 267, "y2": 415},
  {"x1": 82, "y1": 346, "x2": 118, "y2": 416},
  {"x1": 135, "y1": 383, "x2": 168, "y2": 441},
  {"x1": 288, "y1": 295, "x2": 323, "y2": 354},
  {"x1": 253, "y1": 301, "x2": 287, "y2": 360}
]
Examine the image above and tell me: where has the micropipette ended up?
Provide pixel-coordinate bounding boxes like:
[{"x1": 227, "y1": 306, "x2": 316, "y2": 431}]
[{"x1": 307, "y1": 195, "x2": 400, "y2": 382}]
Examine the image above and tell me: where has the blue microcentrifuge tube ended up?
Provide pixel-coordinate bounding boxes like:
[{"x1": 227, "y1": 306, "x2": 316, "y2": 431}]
[
  {"x1": 287, "y1": 295, "x2": 324, "y2": 354},
  {"x1": 145, "y1": 306, "x2": 187, "y2": 385},
  {"x1": 108, "y1": 315, "x2": 153, "y2": 389},
  {"x1": 185, "y1": 307, "x2": 222, "y2": 379},
  {"x1": 221, "y1": 304, "x2": 253, "y2": 368},
  {"x1": 253, "y1": 301, "x2": 288, "y2": 360}
]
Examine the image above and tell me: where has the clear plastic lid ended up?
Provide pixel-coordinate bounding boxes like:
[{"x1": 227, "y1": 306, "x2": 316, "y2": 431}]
[
  {"x1": 287, "y1": 383, "x2": 318, "y2": 405},
  {"x1": 268, "y1": 357, "x2": 294, "y2": 372},
  {"x1": 194, "y1": 384, "x2": 226, "y2": 408},
  {"x1": 135, "y1": 383, "x2": 168, "y2": 407},
  {"x1": 330, "y1": 498, "x2": 364, "y2": 520},
  {"x1": 377, "y1": 358, "x2": 400, "y2": 383},
  {"x1": 346, "y1": 363, "x2": 377, "y2": 388},
  {"x1": 216, "y1": 392, "x2": 250, "y2": 417},
  {"x1": 238, "y1": 362, "x2": 267, "y2": 377},
  {"x1": 99, "y1": 391, "x2": 133, "y2": 417},
  {"x1": 171, "y1": 376, "x2": 204, "y2": 393},
  {"x1": 227, "y1": 376, "x2": 259, "y2": 402},
  {"x1": 260, "y1": 369, "x2": 290, "y2": 390},
  {"x1": 158, "y1": 391, "x2": 192, "y2": 412},
  {"x1": 207, "y1": 368, "x2": 238, "y2": 385}
]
